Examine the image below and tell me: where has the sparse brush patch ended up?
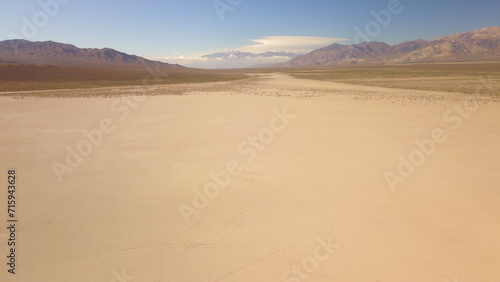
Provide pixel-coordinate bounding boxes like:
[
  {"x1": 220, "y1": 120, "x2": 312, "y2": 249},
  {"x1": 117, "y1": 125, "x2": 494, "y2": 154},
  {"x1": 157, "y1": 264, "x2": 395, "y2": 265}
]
[
  {"x1": 289, "y1": 62, "x2": 500, "y2": 96},
  {"x1": 0, "y1": 62, "x2": 248, "y2": 92}
]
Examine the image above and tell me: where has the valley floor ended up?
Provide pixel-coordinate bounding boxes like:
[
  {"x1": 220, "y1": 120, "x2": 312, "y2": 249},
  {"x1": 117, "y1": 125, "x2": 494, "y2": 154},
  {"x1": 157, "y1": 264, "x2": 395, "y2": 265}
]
[{"x1": 0, "y1": 73, "x2": 499, "y2": 281}]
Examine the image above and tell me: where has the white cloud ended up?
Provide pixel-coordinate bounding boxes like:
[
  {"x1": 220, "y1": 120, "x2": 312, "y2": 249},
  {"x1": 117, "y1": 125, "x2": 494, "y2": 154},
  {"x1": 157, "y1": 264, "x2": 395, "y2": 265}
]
[
  {"x1": 153, "y1": 36, "x2": 348, "y2": 69},
  {"x1": 240, "y1": 36, "x2": 348, "y2": 53}
]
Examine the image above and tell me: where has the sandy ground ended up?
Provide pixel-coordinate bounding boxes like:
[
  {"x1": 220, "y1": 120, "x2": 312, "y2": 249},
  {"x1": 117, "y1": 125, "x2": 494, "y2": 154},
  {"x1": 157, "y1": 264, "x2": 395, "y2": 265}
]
[{"x1": 0, "y1": 73, "x2": 499, "y2": 281}]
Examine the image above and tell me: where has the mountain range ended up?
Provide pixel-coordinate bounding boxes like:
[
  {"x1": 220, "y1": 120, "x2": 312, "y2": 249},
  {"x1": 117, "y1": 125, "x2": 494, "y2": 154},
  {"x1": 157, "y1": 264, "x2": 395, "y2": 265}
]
[
  {"x1": 282, "y1": 26, "x2": 500, "y2": 66},
  {"x1": 0, "y1": 39, "x2": 182, "y2": 68},
  {"x1": 0, "y1": 26, "x2": 498, "y2": 69}
]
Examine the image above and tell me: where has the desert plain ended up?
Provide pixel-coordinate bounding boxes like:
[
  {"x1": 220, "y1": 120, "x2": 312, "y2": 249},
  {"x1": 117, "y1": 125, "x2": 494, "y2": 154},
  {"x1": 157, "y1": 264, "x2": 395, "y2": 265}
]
[{"x1": 0, "y1": 63, "x2": 500, "y2": 281}]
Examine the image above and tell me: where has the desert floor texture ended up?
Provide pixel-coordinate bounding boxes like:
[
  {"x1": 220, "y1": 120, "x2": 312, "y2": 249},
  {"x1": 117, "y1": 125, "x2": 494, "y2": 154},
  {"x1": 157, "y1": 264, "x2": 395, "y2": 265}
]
[{"x1": 0, "y1": 73, "x2": 499, "y2": 281}]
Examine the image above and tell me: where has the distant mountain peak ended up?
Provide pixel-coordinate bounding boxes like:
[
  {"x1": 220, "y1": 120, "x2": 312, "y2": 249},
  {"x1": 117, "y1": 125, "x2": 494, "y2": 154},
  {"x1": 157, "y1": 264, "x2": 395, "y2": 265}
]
[
  {"x1": 282, "y1": 26, "x2": 500, "y2": 66},
  {"x1": 0, "y1": 40, "x2": 183, "y2": 68}
]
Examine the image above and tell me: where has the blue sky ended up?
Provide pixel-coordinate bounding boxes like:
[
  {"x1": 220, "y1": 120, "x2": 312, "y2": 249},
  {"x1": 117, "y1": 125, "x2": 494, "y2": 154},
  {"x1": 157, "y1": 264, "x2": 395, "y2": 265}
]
[{"x1": 2, "y1": 0, "x2": 500, "y2": 68}]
